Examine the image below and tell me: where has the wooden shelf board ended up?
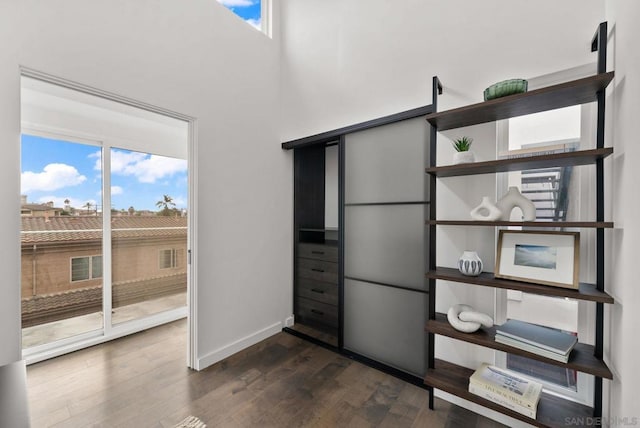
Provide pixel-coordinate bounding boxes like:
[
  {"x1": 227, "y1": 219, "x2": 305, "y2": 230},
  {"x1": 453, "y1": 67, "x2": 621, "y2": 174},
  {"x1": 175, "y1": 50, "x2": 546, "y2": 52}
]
[
  {"x1": 426, "y1": 267, "x2": 614, "y2": 304},
  {"x1": 426, "y1": 148, "x2": 613, "y2": 177},
  {"x1": 426, "y1": 72, "x2": 614, "y2": 130},
  {"x1": 426, "y1": 313, "x2": 612, "y2": 379},
  {"x1": 427, "y1": 220, "x2": 613, "y2": 228},
  {"x1": 425, "y1": 359, "x2": 594, "y2": 428}
]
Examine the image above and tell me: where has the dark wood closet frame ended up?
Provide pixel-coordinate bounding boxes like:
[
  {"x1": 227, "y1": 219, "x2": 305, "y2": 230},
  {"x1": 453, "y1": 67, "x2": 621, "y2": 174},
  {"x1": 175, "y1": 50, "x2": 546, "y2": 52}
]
[{"x1": 283, "y1": 105, "x2": 434, "y2": 388}]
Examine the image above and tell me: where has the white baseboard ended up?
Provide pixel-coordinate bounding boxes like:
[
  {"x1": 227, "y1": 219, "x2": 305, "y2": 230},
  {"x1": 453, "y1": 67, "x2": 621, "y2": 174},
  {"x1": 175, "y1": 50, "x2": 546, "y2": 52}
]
[{"x1": 196, "y1": 321, "x2": 282, "y2": 371}]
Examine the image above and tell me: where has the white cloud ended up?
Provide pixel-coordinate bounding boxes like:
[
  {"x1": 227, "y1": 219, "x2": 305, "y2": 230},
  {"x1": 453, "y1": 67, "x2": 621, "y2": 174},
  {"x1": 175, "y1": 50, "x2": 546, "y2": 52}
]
[
  {"x1": 111, "y1": 150, "x2": 187, "y2": 183},
  {"x1": 217, "y1": 0, "x2": 255, "y2": 7},
  {"x1": 96, "y1": 186, "x2": 124, "y2": 197},
  {"x1": 98, "y1": 150, "x2": 187, "y2": 184},
  {"x1": 170, "y1": 196, "x2": 187, "y2": 208},
  {"x1": 22, "y1": 163, "x2": 87, "y2": 194},
  {"x1": 246, "y1": 18, "x2": 261, "y2": 30},
  {"x1": 130, "y1": 155, "x2": 187, "y2": 183}
]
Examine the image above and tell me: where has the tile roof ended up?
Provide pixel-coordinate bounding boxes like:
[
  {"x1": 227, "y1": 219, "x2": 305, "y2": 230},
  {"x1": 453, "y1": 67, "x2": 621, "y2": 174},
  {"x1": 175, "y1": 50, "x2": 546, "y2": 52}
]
[
  {"x1": 22, "y1": 204, "x2": 62, "y2": 212},
  {"x1": 21, "y1": 215, "x2": 187, "y2": 244}
]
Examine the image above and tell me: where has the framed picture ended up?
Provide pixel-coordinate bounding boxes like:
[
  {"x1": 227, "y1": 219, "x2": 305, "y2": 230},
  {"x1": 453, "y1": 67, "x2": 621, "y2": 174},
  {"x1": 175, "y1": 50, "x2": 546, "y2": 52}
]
[{"x1": 495, "y1": 230, "x2": 580, "y2": 289}]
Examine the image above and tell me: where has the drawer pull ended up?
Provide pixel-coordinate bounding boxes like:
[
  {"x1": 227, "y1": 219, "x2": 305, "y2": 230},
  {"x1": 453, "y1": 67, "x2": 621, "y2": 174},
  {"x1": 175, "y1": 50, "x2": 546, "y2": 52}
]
[
  {"x1": 311, "y1": 309, "x2": 324, "y2": 316},
  {"x1": 311, "y1": 250, "x2": 325, "y2": 255},
  {"x1": 311, "y1": 268, "x2": 325, "y2": 273},
  {"x1": 310, "y1": 288, "x2": 325, "y2": 294}
]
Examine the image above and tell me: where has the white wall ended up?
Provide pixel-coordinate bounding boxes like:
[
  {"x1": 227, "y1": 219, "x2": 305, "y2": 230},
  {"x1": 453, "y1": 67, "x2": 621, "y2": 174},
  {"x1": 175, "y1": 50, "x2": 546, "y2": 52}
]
[
  {"x1": 281, "y1": 0, "x2": 604, "y2": 140},
  {"x1": 0, "y1": 0, "x2": 291, "y2": 369},
  {"x1": 605, "y1": 0, "x2": 640, "y2": 423},
  {"x1": 281, "y1": 0, "x2": 606, "y2": 425}
]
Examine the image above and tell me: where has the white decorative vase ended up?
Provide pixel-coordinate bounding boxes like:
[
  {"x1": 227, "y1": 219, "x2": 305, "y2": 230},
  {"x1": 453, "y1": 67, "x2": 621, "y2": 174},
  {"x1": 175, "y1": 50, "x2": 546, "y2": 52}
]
[
  {"x1": 470, "y1": 196, "x2": 502, "y2": 221},
  {"x1": 495, "y1": 186, "x2": 536, "y2": 221},
  {"x1": 452, "y1": 151, "x2": 475, "y2": 164},
  {"x1": 458, "y1": 251, "x2": 483, "y2": 276}
]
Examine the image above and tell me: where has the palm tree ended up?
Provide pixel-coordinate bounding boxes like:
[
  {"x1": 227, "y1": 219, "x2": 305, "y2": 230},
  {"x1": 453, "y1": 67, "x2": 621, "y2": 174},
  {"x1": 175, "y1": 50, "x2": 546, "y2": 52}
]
[
  {"x1": 83, "y1": 202, "x2": 93, "y2": 214},
  {"x1": 156, "y1": 195, "x2": 176, "y2": 216}
]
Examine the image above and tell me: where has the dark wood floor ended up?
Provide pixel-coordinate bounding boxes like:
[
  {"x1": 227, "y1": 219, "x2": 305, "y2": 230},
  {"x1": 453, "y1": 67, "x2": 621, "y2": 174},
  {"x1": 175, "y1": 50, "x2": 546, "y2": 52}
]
[{"x1": 27, "y1": 320, "x2": 507, "y2": 427}]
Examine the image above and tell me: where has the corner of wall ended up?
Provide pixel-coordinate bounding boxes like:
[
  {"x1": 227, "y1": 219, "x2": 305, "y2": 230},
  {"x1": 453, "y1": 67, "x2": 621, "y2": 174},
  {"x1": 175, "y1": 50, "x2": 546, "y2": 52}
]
[{"x1": 196, "y1": 321, "x2": 283, "y2": 371}]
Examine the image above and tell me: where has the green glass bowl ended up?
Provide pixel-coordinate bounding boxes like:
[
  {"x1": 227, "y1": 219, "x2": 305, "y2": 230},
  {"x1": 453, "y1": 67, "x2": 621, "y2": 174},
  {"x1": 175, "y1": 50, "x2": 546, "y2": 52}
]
[{"x1": 483, "y1": 79, "x2": 528, "y2": 101}]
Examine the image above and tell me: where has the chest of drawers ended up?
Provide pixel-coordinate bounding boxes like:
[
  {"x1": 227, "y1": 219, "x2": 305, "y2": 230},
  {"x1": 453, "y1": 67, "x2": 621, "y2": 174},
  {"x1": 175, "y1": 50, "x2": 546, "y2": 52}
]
[{"x1": 295, "y1": 242, "x2": 339, "y2": 336}]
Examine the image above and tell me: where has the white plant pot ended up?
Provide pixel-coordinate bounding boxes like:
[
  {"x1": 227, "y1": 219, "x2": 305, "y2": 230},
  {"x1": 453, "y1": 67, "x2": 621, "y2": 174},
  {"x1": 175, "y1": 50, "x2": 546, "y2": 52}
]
[{"x1": 453, "y1": 151, "x2": 475, "y2": 164}]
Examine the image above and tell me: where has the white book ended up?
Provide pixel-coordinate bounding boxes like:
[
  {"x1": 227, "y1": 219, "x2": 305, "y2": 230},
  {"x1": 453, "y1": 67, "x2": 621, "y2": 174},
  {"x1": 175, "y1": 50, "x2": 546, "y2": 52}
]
[
  {"x1": 469, "y1": 363, "x2": 543, "y2": 410},
  {"x1": 469, "y1": 382, "x2": 537, "y2": 419}
]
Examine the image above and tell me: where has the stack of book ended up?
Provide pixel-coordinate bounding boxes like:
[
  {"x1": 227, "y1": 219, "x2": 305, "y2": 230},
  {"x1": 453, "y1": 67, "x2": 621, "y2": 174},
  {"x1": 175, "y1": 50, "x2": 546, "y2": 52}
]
[
  {"x1": 469, "y1": 363, "x2": 543, "y2": 419},
  {"x1": 495, "y1": 319, "x2": 578, "y2": 363}
]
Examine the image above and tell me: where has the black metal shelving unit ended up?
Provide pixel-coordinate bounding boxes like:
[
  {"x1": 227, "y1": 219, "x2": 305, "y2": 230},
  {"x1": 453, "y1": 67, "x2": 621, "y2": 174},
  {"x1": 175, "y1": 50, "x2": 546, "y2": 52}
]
[{"x1": 424, "y1": 22, "x2": 613, "y2": 428}]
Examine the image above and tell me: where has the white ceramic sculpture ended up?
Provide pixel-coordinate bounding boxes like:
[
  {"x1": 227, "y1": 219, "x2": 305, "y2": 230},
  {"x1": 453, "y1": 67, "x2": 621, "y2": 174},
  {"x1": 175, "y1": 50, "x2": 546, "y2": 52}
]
[
  {"x1": 458, "y1": 251, "x2": 483, "y2": 276},
  {"x1": 447, "y1": 304, "x2": 494, "y2": 333},
  {"x1": 470, "y1": 197, "x2": 502, "y2": 221},
  {"x1": 495, "y1": 186, "x2": 536, "y2": 221}
]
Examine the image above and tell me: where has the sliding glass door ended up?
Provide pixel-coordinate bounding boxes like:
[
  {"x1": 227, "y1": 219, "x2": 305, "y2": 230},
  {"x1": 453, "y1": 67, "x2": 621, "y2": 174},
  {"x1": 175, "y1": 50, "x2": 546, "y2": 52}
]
[
  {"x1": 110, "y1": 148, "x2": 188, "y2": 325},
  {"x1": 21, "y1": 135, "x2": 104, "y2": 348},
  {"x1": 343, "y1": 116, "x2": 429, "y2": 377},
  {"x1": 20, "y1": 75, "x2": 190, "y2": 358}
]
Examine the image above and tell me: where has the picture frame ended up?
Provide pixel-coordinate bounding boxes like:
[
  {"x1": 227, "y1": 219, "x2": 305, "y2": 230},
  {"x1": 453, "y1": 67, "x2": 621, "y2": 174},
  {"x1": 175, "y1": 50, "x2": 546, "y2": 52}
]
[{"x1": 495, "y1": 230, "x2": 580, "y2": 289}]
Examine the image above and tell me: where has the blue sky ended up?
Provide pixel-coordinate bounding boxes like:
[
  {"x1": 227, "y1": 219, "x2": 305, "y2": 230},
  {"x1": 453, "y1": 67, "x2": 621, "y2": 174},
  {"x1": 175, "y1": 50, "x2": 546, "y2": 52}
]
[
  {"x1": 21, "y1": 135, "x2": 187, "y2": 212},
  {"x1": 217, "y1": 0, "x2": 261, "y2": 29}
]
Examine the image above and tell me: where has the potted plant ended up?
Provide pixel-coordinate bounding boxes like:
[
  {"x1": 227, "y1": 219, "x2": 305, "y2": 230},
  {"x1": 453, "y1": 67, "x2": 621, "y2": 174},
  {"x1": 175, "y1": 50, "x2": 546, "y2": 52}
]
[{"x1": 452, "y1": 136, "x2": 475, "y2": 164}]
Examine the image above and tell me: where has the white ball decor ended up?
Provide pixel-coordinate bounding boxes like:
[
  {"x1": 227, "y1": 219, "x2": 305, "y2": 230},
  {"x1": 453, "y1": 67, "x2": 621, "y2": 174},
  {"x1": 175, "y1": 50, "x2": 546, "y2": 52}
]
[{"x1": 447, "y1": 304, "x2": 494, "y2": 333}]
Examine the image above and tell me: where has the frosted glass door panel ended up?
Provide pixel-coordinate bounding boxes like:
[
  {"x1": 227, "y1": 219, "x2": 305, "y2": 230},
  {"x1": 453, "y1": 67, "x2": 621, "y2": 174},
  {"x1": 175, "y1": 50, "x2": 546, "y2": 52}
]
[
  {"x1": 344, "y1": 278, "x2": 427, "y2": 376},
  {"x1": 345, "y1": 117, "x2": 428, "y2": 204},
  {"x1": 345, "y1": 205, "x2": 426, "y2": 291}
]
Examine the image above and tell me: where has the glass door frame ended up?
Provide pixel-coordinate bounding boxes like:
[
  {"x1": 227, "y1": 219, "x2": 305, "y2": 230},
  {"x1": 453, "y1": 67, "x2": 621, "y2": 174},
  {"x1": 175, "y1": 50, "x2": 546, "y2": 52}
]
[{"x1": 20, "y1": 68, "x2": 198, "y2": 368}]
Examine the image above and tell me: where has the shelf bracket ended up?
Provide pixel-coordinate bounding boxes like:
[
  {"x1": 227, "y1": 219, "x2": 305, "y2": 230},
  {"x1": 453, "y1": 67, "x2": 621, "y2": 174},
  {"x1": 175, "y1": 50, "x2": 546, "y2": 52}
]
[
  {"x1": 432, "y1": 76, "x2": 443, "y2": 108},
  {"x1": 591, "y1": 22, "x2": 608, "y2": 75}
]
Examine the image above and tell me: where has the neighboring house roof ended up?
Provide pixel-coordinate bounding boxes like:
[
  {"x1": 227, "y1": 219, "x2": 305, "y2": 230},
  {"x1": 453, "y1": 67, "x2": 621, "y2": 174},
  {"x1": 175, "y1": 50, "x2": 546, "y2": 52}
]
[
  {"x1": 22, "y1": 204, "x2": 62, "y2": 212},
  {"x1": 21, "y1": 216, "x2": 187, "y2": 244}
]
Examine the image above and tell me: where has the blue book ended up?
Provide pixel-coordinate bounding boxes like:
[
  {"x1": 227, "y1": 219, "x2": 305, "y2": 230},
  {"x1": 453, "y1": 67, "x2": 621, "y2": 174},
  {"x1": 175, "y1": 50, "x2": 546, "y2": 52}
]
[{"x1": 496, "y1": 319, "x2": 577, "y2": 355}]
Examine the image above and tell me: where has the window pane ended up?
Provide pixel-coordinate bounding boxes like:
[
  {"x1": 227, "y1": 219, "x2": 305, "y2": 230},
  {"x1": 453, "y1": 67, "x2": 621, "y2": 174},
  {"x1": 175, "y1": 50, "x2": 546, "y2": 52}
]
[
  {"x1": 508, "y1": 106, "x2": 580, "y2": 149},
  {"x1": 92, "y1": 256, "x2": 103, "y2": 279},
  {"x1": 21, "y1": 135, "x2": 103, "y2": 348},
  {"x1": 71, "y1": 258, "x2": 90, "y2": 281},
  {"x1": 217, "y1": 0, "x2": 262, "y2": 31},
  {"x1": 159, "y1": 249, "x2": 174, "y2": 269},
  {"x1": 111, "y1": 148, "x2": 187, "y2": 325}
]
